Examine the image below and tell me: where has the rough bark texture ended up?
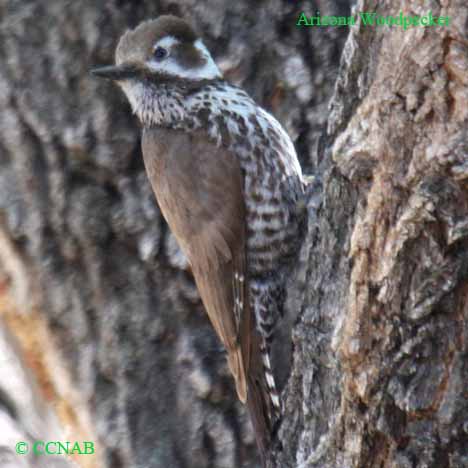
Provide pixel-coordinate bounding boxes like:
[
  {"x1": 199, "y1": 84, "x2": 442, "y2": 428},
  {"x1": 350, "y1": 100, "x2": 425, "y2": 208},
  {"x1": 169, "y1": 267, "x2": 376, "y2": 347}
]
[
  {"x1": 1, "y1": 1, "x2": 467, "y2": 468},
  {"x1": 275, "y1": 1, "x2": 468, "y2": 467},
  {"x1": 0, "y1": 1, "x2": 349, "y2": 468}
]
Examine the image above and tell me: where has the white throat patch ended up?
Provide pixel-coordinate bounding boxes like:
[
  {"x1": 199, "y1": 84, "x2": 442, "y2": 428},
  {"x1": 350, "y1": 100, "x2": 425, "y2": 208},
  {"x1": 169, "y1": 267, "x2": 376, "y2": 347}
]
[{"x1": 147, "y1": 36, "x2": 221, "y2": 80}]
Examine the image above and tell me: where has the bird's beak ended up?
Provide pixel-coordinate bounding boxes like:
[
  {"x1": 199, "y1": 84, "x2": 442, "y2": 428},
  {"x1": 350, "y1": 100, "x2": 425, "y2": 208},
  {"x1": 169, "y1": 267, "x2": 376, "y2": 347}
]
[{"x1": 90, "y1": 64, "x2": 139, "y2": 81}]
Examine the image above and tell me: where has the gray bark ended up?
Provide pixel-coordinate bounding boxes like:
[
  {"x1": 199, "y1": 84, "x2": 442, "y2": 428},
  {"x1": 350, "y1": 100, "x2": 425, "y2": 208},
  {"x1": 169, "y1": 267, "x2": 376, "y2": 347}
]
[
  {"x1": 0, "y1": 1, "x2": 348, "y2": 467},
  {"x1": 1, "y1": 0, "x2": 466, "y2": 468},
  {"x1": 275, "y1": 1, "x2": 468, "y2": 467}
]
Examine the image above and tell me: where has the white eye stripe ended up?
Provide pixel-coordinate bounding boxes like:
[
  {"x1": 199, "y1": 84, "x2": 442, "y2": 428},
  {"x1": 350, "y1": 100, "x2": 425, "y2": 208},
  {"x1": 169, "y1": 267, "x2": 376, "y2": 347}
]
[
  {"x1": 153, "y1": 35, "x2": 179, "y2": 51},
  {"x1": 147, "y1": 37, "x2": 221, "y2": 80},
  {"x1": 193, "y1": 39, "x2": 211, "y2": 60}
]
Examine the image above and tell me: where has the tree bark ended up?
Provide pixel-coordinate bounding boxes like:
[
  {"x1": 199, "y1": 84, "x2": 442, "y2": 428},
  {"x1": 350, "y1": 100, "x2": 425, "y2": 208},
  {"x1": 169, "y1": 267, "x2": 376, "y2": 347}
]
[
  {"x1": 275, "y1": 1, "x2": 468, "y2": 467},
  {"x1": 1, "y1": 1, "x2": 466, "y2": 468},
  {"x1": 0, "y1": 1, "x2": 348, "y2": 467}
]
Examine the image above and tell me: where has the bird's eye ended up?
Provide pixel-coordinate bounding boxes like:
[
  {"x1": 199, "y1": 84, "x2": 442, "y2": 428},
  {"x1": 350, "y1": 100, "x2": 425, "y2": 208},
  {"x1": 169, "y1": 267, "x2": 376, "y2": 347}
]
[{"x1": 153, "y1": 46, "x2": 168, "y2": 60}]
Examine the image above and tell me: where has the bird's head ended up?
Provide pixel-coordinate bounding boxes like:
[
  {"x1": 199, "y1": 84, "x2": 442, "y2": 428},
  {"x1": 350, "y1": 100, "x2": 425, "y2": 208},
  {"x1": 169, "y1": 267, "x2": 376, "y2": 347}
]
[
  {"x1": 92, "y1": 16, "x2": 222, "y2": 125},
  {"x1": 93, "y1": 15, "x2": 222, "y2": 83}
]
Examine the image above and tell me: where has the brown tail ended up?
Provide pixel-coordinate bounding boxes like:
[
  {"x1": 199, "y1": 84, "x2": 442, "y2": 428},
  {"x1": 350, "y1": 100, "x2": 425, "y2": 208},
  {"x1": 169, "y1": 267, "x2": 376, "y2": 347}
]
[{"x1": 245, "y1": 327, "x2": 280, "y2": 468}]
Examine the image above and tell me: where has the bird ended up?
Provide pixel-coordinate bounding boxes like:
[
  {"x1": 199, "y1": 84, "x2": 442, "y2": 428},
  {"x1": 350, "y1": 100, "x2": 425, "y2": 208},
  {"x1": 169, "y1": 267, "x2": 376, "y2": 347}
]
[{"x1": 92, "y1": 15, "x2": 306, "y2": 466}]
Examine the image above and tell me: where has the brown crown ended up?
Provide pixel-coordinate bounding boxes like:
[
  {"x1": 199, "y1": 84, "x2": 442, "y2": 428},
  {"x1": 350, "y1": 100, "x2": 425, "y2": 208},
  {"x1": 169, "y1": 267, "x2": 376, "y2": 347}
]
[{"x1": 116, "y1": 15, "x2": 198, "y2": 65}]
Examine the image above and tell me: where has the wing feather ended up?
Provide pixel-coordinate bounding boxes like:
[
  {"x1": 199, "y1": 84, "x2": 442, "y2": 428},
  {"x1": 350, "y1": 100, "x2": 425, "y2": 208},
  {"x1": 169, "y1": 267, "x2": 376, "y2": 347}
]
[
  {"x1": 142, "y1": 128, "x2": 251, "y2": 402},
  {"x1": 143, "y1": 127, "x2": 273, "y2": 459}
]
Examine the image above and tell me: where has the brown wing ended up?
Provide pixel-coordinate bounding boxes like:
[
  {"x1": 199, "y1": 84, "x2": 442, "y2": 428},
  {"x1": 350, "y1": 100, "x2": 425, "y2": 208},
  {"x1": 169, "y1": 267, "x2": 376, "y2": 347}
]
[{"x1": 142, "y1": 127, "x2": 251, "y2": 402}]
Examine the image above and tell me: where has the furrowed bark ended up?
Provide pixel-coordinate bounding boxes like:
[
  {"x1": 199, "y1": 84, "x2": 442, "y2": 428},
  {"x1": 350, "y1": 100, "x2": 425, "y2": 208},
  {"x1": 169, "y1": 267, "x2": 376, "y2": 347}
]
[
  {"x1": 1, "y1": 1, "x2": 466, "y2": 467},
  {"x1": 0, "y1": 1, "x2": 348, "y2": 467},
  {"x1": 275, "y1": 1, "x2": 468, "y2": 467}
]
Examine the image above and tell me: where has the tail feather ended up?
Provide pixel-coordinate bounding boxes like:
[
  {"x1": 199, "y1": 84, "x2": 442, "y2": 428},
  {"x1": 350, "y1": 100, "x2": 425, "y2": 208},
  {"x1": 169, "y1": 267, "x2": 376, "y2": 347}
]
[
  {"x1": 259, "y1": 337, "x2": 282, "y2": 420},
  {"x1": 246, "y1": 372, "x2": 272, "y2": 467},
  {"x1": 245, "y1": 328, "x2": 282, "y2": 468}
]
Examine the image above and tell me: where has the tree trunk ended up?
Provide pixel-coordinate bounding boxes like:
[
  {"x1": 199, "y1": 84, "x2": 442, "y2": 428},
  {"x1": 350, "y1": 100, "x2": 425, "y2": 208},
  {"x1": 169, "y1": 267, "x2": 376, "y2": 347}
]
[
  {"x1": 0, "y1": 1, "x2": 466, "y2": 468},
  {"x1": 275, "y1": 1, "x2": 468, "y2": 467}
]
